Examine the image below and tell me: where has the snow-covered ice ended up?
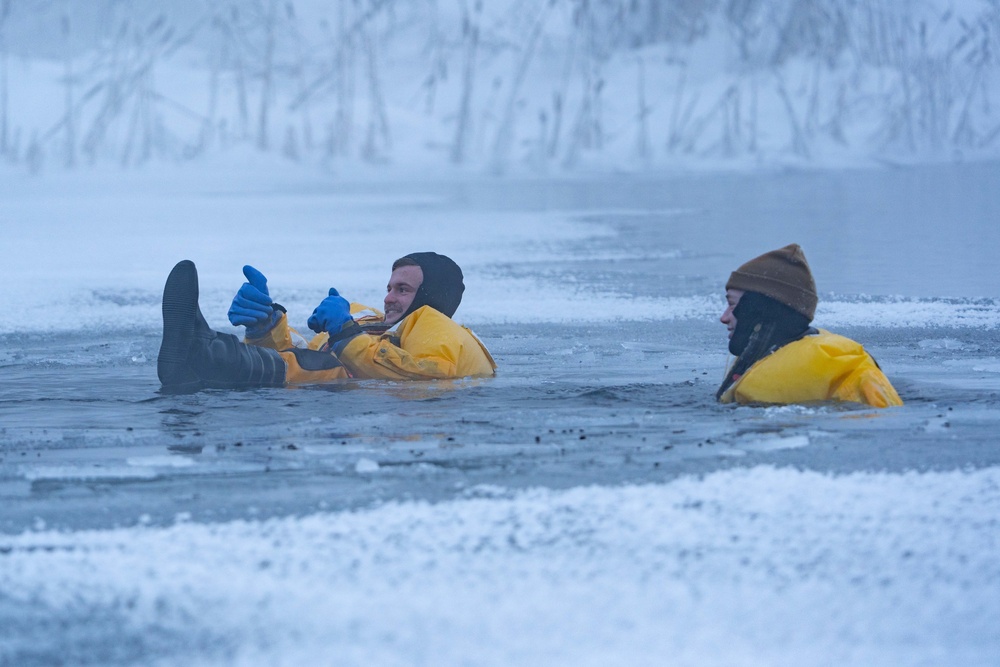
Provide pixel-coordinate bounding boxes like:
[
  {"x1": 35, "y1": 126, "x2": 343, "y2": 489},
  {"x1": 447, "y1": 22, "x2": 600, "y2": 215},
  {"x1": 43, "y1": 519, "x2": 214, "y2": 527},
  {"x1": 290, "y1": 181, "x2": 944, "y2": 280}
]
[{"x1": 3, "y1": 467, "x2": 998, "y2": 666}]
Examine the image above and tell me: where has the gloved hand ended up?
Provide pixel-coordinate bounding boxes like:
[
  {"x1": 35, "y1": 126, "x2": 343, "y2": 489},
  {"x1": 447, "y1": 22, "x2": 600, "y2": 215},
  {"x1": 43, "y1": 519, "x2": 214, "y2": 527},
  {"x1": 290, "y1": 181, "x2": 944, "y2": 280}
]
[
  {"x1": 228, "y1": 265, "x2": 280, "y2": 337},
  {"x1": 308, "y1": 288, "x2": 353, "y2": 334}
]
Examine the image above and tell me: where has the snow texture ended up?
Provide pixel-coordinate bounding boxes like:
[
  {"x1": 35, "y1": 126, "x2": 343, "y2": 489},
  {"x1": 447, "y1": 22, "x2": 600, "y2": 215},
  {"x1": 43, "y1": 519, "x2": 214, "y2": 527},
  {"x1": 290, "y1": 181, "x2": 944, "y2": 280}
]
[{"x1": 3, "y1": 466, "x2": 999, "y2": 667}]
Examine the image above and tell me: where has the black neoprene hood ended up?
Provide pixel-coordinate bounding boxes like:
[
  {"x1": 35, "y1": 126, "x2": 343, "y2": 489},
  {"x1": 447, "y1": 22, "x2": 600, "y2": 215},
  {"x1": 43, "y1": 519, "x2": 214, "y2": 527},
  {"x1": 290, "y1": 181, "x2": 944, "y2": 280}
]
[
  {"x1": 729, "y1": 291, "x2": 811, "y2": 357},
  {"x1": 401, "y1": 252, "x2": 465, "y2": 319}
]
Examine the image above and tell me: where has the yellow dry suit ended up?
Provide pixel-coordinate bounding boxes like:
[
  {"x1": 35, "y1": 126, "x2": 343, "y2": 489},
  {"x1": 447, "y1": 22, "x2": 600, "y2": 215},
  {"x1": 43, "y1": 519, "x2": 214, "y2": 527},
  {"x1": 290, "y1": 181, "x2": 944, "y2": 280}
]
[
  {"x1": 246, "y1": 303, "x2": 496, "y2": 384},
  {"x1": 718, "y1": 330, "x2": 902, "y2": 408}
]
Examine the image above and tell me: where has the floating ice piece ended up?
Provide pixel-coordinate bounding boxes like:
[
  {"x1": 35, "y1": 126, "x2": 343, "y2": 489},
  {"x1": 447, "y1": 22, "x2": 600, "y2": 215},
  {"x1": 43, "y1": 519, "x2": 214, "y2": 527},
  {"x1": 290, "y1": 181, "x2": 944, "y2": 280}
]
[
  {"x1": 20, "y1": 465, "x2": 158, "y2": 481},
  {"x1": 462, "y1": 484, "x2": 511, "y2": 498},
  {"x1": 738, "y1": 435, "x2": 811, "y2": 452},
  {"x1": 919, "y1": 338, "x2": 975, "y2": 350},
  {"x1": 127, "y1": 455, "x2": 195, "y2": 468},
  {"x1": 355, "y1": 458, "x2": 380, "y2": 473},
  {"x1": 762, "y1": 405, "x2": 822, "y2": 416}
]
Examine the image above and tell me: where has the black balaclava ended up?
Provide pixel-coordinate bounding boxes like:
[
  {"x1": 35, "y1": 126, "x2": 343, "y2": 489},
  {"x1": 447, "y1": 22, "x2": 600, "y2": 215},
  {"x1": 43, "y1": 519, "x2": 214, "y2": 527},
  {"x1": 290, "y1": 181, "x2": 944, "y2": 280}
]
[
  {"x1": 728, "y1": 291, "x2": 811, "y2": 357},
  {"x1": 400, "y1": 252, "x2": 465, "y2": 320},
  {"x1": 718, "y1": 291, "x2": 813, "y2": 399}
]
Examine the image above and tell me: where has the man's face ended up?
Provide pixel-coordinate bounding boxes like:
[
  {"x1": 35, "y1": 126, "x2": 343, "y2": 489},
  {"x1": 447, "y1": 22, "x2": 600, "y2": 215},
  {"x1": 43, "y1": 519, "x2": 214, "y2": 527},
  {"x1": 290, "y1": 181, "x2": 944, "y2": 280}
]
[
  {"x1": 720, "y1": 288, "x2": 744, "y2": 340},
  {"x1": 384, "y1": 265, "x2": 423, "y2": 325}
]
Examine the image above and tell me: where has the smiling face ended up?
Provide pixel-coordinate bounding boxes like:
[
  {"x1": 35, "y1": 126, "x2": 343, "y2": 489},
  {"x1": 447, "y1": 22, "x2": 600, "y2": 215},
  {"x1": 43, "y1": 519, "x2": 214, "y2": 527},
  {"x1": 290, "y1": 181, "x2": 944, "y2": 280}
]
[
  {"x1": 383, "y1": 265, "x2": 423, "y2": 326},
  {"x1": 720, "y1": 288, "x2": 744, "y2": 340}
]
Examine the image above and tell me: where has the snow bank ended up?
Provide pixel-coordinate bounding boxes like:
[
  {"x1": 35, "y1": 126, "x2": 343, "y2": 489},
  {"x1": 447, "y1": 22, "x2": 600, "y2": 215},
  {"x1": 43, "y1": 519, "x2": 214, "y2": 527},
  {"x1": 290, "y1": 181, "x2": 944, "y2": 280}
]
[{"x1": 2, "y1": 465, "x2": 998, "y2": 666}]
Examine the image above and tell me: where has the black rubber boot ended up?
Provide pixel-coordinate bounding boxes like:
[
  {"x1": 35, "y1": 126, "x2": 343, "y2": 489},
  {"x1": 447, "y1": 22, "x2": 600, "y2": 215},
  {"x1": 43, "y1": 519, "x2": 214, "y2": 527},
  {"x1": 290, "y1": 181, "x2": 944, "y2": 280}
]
[
  {"x1": 157, "y1": 260, "x2": 286, "y2": 392},
  {"x1": 157, "y1": 260, "x2": 202, "y2": 391}
]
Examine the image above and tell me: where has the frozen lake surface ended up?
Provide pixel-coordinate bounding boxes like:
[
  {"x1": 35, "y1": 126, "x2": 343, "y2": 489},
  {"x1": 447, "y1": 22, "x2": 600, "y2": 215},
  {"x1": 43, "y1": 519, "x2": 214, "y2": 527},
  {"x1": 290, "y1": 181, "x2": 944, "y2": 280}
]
[{"x1": 1, "y1": 162, "x2": 999, "y2": 665}]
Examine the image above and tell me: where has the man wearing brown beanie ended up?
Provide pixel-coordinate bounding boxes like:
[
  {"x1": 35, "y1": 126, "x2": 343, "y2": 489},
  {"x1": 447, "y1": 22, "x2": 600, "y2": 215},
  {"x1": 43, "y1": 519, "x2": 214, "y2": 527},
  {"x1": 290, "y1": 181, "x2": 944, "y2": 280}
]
[{"x1": 717, "y1": 244, "x2": 902, "y2": 407}]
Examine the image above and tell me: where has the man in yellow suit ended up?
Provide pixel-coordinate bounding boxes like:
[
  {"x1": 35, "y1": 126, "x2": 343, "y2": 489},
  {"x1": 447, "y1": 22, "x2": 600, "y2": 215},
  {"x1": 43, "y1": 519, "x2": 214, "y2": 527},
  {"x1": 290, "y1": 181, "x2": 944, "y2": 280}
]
[
  {"x1": 157, "y1": 252, "x2": 495, "y2": 391},
  {"x1": 717, "y1": 244, "x2": 902, "y2": 408}
]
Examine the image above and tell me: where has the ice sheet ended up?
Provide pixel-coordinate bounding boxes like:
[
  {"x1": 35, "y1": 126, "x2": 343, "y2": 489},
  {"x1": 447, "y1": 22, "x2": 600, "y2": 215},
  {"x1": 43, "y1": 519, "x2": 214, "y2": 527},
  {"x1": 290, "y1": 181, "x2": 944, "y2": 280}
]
[{"x1": 2, "y1": 466, "x2": 998, "y2": 666}]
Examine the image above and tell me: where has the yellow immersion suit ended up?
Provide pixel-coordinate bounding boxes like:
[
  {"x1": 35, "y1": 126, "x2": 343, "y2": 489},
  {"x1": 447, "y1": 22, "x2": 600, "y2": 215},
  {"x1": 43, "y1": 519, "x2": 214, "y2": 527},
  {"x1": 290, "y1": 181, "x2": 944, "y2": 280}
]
[
  {"x1": 719, "y1": 330, "x2": 902, "y2": 408},
  {"x1": 246, "y1": 303, "x2": 496, "y2": 384}
]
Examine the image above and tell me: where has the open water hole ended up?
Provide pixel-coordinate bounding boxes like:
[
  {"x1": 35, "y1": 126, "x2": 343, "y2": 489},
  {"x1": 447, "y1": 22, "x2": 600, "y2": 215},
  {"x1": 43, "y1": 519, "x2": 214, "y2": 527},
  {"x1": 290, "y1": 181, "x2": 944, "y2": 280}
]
[{"x1": 1, "y1": 164, "x2": 999, "y2": 534}]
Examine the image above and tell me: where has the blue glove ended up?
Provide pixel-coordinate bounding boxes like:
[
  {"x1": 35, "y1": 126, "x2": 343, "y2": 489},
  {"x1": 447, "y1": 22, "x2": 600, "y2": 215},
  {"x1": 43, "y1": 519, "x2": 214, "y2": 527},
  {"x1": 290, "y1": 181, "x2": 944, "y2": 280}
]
[
  {"x1": 228, "y1": 265, "x2": 280, "y2": 337},
  {"x1": 308, "y1": 288, "x2": 353, "y2": 334}
]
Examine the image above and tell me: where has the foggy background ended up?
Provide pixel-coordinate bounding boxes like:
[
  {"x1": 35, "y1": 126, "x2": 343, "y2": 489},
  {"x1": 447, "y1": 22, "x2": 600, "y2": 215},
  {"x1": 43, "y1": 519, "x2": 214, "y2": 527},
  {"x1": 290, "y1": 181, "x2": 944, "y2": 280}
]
[{"x1": 0, "y1": 0, "x2": 997, "y2": 175}]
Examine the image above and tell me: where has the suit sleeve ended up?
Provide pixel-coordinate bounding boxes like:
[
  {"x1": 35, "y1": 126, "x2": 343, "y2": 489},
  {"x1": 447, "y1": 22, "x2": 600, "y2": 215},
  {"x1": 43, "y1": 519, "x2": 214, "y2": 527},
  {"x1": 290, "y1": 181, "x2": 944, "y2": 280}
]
[
  {"x1": 333, "y1": 307, "x2": 475, "y2": 380},
  {"x1": 854, "y1": 367, "x2": 904, "y2": 408},
  {"x1": 244, "y1": 313, "x2": 309, "y2": 351},
  {"x1": 246, "y1": 302, "x2": 378, "y2": 352},
  {"x1": 336, "y1": 332, "x2": 459, "y2": 380}
]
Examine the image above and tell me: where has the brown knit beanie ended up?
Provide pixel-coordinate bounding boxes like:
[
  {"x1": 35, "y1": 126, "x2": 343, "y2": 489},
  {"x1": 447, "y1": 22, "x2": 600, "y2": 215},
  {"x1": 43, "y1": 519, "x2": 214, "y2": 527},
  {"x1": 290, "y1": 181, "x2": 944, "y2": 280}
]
[{"x1": 726, "y1": 244, "x2": 818, "y2": 321}]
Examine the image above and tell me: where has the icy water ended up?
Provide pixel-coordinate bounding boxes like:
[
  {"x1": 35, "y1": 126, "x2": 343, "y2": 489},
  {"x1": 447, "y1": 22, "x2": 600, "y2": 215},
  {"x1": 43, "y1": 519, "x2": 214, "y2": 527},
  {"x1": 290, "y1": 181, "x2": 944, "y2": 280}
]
[
  {"x1": 2, "y1": 163, "x2": 999, "y2": 533},
  {"x1": 1, "y1": 163, "x2": 1000, "y2": 666},
  {"x1": 3, "y1": 320, "x2": 1000, "y2": 536}
]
